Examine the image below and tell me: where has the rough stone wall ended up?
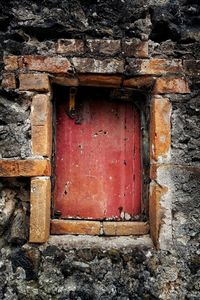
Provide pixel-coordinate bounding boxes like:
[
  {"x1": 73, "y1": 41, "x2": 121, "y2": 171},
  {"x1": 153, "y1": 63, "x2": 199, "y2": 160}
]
[{"x1": 0, "y1": 1, "x2": 199, "y2": 299}]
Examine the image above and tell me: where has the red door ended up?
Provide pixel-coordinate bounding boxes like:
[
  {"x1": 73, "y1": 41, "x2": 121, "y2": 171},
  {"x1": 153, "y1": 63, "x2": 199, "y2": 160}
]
[{"x1": 54, "y1": 87, "x2": 141, "y2": 220}]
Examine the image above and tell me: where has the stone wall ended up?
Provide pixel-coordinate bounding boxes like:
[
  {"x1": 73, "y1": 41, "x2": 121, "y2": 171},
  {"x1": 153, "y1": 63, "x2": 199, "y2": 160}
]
[{"x1": 0, "y1": 1, "x2": 199, "y2": 299}]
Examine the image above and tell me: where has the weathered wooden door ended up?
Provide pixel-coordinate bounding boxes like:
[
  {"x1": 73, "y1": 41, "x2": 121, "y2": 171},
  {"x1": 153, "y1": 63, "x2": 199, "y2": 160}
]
[{"x1": 54, "y1": 87, "x2": 141, "y2": 220}]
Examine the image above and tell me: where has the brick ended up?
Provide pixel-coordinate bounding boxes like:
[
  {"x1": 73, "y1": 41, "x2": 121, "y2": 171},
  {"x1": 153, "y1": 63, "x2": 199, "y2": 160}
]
[
  {"x1": 123, "y1": 76, "x2": 155, "y2": 89},
  {"x1": 122, "y1": 39, "x2": 148, "y2": 58},
  {"x1": 4, "y1": 56, "x2": 18, "y2": 71},
  {"x1": 20, "y1": 55, "x2": 72, "y2": 74},
  {"x1": 149, "y1": 183, "x2": 167, "y2": 247},
  {"x1": 29, "y1": 177, "x2": 51, "y2": 243},
  {"x1": 57, "y1": 39, "x2": 85, "y2": 55},
  {"x1": 150, "y1": 163, "x2": 159, "y2": 181},
  {"x1": 19, "y1": 73, "x2": 50, "y2": 92},
  {"x1": 31, "y1": 94, "x2": 51, "y2": 126},
  {"x1": 153, "y1": 77, "x2": 190, "y2": 94},
  {"x1": 87, "y1": 39, "x2": 121, "y2": 56},
  {"x1": 32, "y1": 120, "x2": 52, "y2": 157},
  {"x1": 51, "y1": 220, "x2": 101, "y2": 235},
  {"x1": 71, "y1": 58, "x2": 124, "y2": 74},
  {"x1": 31, "y1": 93, "x2": 52, "y2": 157},
  {"x1": 0, "y1": 159, "x2": 51, "y2": 177},
  {"x1": 183, "y1": 60, "x2": 200, "y2": 76},
  {"x1": 103, "y1": 222, "x2": 149, "y2": 236},
  {"x1": 126, "y1": 59, "x2": 183, "y2": 75},
  {"x1": 78, "y1": 74, "x2": 122, "y2": 87},
  {"x1": 150, "y1": 97, "x2": 171, "y2": 161},
  {"x1": 1, "y1": 73, "x2": 16, "y2": 89}
]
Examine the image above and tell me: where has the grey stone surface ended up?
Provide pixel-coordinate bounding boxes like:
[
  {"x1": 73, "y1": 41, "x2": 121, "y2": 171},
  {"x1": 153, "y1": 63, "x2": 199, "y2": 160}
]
[
  {"x1": 0, "y1": 92, "x2": 31, "y2": 158},
  {"x1": 0, "y1": 0, "x2": 199, "y2": 299}
]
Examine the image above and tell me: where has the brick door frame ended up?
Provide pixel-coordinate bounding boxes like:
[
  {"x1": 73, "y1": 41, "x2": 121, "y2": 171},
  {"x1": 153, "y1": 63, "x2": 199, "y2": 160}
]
[{"x1": 1, "y1": 48, "x2": 190, "y2": 248}]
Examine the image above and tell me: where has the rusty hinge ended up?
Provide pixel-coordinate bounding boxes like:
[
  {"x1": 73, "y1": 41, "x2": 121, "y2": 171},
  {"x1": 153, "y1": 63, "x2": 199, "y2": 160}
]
[{"x1": 68, "y1": 87, "x2": 77, "y2": 119}]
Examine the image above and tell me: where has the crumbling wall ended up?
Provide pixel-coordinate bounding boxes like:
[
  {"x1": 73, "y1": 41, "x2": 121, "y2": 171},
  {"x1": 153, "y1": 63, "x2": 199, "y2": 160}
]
[{"x1": 0, "y1": 1, "x2": 199, "y2": 299}]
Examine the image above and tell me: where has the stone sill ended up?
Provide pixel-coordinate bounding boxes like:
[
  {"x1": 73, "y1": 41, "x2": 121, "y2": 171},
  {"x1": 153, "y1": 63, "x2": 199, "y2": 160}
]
[{"x1": 46, "y1": 235, "x2": 154, "y2": 250}]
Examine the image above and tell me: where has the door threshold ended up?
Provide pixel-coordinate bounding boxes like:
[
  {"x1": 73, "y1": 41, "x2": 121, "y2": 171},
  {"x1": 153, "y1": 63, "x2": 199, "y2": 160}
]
[{"x1": 51, "y1": 219, "x2": 149, "y2": 236}]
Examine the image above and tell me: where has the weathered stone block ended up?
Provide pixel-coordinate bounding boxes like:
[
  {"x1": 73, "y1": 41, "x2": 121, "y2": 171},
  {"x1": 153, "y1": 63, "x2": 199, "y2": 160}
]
[
  {"x1": 103, "y1": 222, "x2": 149, "y2": 236},
  {"x1": 126, "y1": 59, "x2": 183, "y2": 75},
  {"x1": 57, "y1": 39, "x2": 85, "y2": 55},
  {"x1": 87, "y1": 39, "x2": 121, "y2": 56},
  {"x1": 150, "y1": 96, "x2": 171, "y2": 161},
  {"x1": 19, "y1": 56, "x2": 72, "y2": 74},
  {"x1": 31, "y1": 93, "x2": 52, "y2": 157},
  {"x1": 0, "y1": 160, "x2": 51, "y2": 177},
  {"x1": 0, "y1": 189, "x2": 16, "y2": 235},
  {"x1": 1, "y1": 73, "x2": 16, "y2": 89},
  {"x1": 122, "y1": 39, "x2": 148, "y2": 58},
  {"x1": 3, "y1": 56, "x2": 18, "y2": 71},
  {"x1": 10, "y1": 208, "x2": 27, "y2": 244},
  {"x1": 30, "y1": 177, "x2": 51, "y2": 243},
  {"x1": 32, "y1": 122, "x2": 52, "y2": 158},
  {"x1": 153, "y1": 77, "x2": 190, "y2": 94},
  {"x1": 71, "y1": 58, "x2": 124, "y2": 73},
  {"x1": 31, "y1": 94, "x2": 51, "y2": 126},
  {"x1": 19, "y1": 73, "x2": 50, "y2": 92},
  {"x1": 51, "y1": 220, "x2": 101, "y2": 235}
]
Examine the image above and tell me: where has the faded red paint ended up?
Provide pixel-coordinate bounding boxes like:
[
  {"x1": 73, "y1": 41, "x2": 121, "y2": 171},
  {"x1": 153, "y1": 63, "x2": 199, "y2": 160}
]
[{"x1": 54, "y1": 88, "x2": 141, "y2": 220}]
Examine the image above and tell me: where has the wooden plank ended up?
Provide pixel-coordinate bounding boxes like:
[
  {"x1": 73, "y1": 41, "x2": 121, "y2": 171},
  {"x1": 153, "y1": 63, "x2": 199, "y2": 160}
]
[
  {"x1": 103, "y1": 222, "x2": 149, "y2": 236},
  {"x1": 123, "y1": 76, "x2": 155, "y2": 89},
  {"x1": 78, "y1": 74, "x2": 122, "y2": 87},
  {"x1": 29, "y1": 177, "x2": 51, "y2": 243},
  {"x1": 0, "y1": 160, "x2": 51, "y2": 177},
  {"x1": 51, "y1": 76, "x2": 79, "y2": 87},
  {"x1": 51, "y1": 220, "x2": 101, "y2": 235}
]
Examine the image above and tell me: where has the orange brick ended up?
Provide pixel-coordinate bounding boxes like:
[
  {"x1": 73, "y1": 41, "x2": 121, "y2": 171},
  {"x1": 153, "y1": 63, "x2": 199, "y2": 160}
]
[
  {"x1": 31, "y1": 93, "x2": 52, "y2": 157},
  {"x1": 20, "y1": 55, "x2": 72, "y2": 74},
  {"x1": 153, "y1": 77, "x2": 190, "y2": 94},
  {"x1": 149, "y1": 183, "x2": 167, "y2": 247},
  {"x1": 1, "y1": 73, "x2": 16, "y2": 89},
  {"x1": 127, "y1": 59, "x2": 183, "y2": 75},
  {"x1": 103, "y1": 222, "x2": 149, "y2": 236},
  {"x1": 19, "y1": 73, "x2": 50, "y2": 92},
  {"x1": 150, "y1": 163, "x2": 159, "y2": 180},
  {"x1": 51, "y1": 220, "x2": 101, "y2": 235},
  {"x1": 32, "y1": 122, "x2": 52, "y2": 157},
  {"x1": 31, "y1": 94, "x2": 51, "y2": 126},
  {"x1": 4, "y1": 56, "x2": 18, "y2": 71},
  {"x1": 30, "y1": 177, "x2": 51, "y2": 243},
  {"x1": 0, "y1": 159, "x2": 51, "y2": 177},
  {"x1": 150, "y1": 97, "x2": 171, "y2": 161}
]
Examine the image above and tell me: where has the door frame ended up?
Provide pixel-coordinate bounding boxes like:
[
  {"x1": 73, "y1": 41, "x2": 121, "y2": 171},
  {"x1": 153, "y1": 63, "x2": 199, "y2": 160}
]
[{"x1": 51, "y1": 85, "x2": 149, "y2": 230}]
